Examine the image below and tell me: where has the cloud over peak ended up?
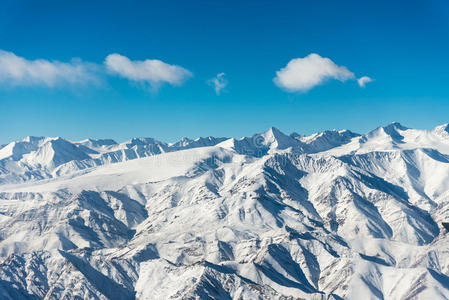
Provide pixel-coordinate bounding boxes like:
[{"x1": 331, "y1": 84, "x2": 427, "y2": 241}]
[
  {"x1": 0, "y1": 50, "x2": 98, "y2": 87},
  {"x1": 274, "y1": 53, "x2": 368, "y2": 92},
  {"x1": 105, "y1": 54, "x2": 192, "y2": 88}
]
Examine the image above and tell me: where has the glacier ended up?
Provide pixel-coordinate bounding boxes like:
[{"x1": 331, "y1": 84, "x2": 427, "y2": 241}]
[{"x1": 0, "y1": 122, "x2": 449, "y2": 299}]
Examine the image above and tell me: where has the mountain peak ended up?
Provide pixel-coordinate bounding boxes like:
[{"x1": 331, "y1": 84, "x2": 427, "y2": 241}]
[
  {"x1": 360, "y1": 122, "x2": 409, "y2": 146},
  {"x1": 434, "y1": 123, "x2": 449, "y2": 132},
  {"x1": 299, "y1": 129, "x2": 359, "y2": 153},
  {"x1": 262, "y1": 127, "x2": 291, "y2": 139},
  {"x1": 127, "y1": 137, "x2": 162, "y2": 146},
  {"x1": 433, "y1": 123, "x2": 449, "y2": 137},
  {"x1": 290, "y1": 132, "x2": 302, "y2": 139},
  {"x1": 23, "y1": 136, "x2": 46, "y2": 143},
  {"x1": 259, "y1": 127, "x2": 301, "y2": 150},
  {"x1": 267, "y1": 126, "x2": 282, "y2": 134},
  {"x1": 367, "y1": 122, "x2": 408, "y2": 136},
  {"x1": 384, "y1": 122, "x2": 408, "y2": 131},
  {"x1": 169, "y1": 137, "x2": 193, "y2": 147}
]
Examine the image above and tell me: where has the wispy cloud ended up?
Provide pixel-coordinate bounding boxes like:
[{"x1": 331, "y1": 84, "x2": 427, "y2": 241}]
[
  {"x1": 274, "y1": 53, "x2": 367, "y2": 92},
  {"x1": 357, "y1": 76, "x2": 373, "y2": 88},
  {"x1": 0, "y1": 50, "x2": 99, "y2": 87},
  {"x1": 208, "y1": 72, "x2": 227, "y2": 95},
  {"x1": 105, "y1": 53, "x2": 192, "y2": 88}
]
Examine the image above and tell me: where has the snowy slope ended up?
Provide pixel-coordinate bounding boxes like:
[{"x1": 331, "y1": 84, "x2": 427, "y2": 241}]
[
  {"x1": 1, "y1": 123, "x2": 449, "y2": 299},
  {"x1": 0, "y1": 135, "x2": 228, "y2": 184}
]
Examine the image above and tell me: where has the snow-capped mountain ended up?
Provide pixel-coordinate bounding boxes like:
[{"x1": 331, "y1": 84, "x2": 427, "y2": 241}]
[{"x1": 1, "y1": 123, "x2": 449, "y2": 299}]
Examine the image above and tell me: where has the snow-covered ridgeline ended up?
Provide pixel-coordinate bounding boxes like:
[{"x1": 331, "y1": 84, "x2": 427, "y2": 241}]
[{"x1": 0, "y1": 122, "x2": 449, "y2": 299}]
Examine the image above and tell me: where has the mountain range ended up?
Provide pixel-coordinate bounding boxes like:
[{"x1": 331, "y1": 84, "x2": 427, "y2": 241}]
[{"x1": 1, "y1": 122, "x2": 449, "y2": 299}]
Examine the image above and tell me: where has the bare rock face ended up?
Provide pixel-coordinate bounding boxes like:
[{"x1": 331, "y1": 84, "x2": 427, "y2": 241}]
[{"x1": 1, "y1": 123, "x2": 449, "y2": 299}]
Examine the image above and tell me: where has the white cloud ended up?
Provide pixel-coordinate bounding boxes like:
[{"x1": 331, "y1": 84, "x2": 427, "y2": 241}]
[
  {"x1": 0, "y1": 50, "x2": 99, "y2": 87},
  {"x1": 357, "y1": 76, "x2": 373, "y2": 88},
  {"x1": 105, "y1": 53, "x2": 192, "y2": 88},
  {"x1": 208, "y1": 72, "x2": 227, "y2": 95},
  {"x1": 273, "y1": 53, "x2": 356, "y2": 92}
]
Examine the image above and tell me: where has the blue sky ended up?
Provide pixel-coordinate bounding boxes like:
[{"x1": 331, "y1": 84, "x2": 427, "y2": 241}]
[{"x1": 1, "y1": 0, "x2": 449, "y2": 144}]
